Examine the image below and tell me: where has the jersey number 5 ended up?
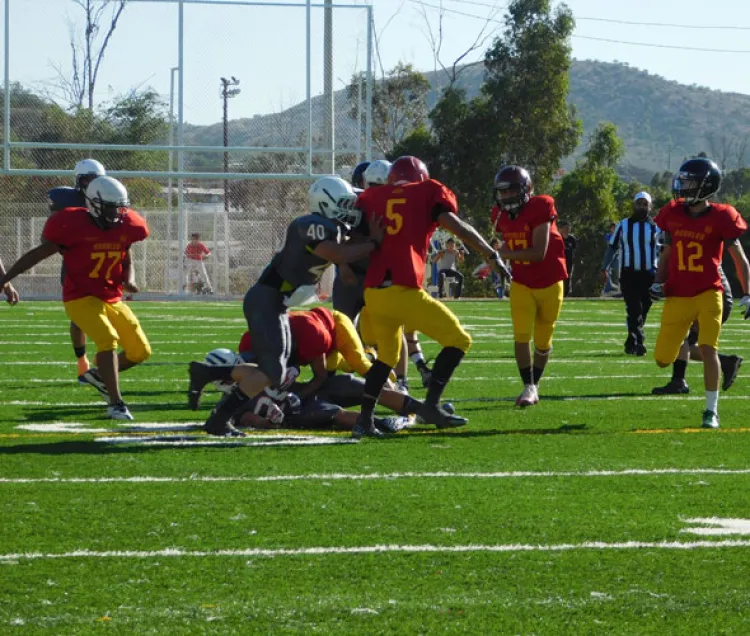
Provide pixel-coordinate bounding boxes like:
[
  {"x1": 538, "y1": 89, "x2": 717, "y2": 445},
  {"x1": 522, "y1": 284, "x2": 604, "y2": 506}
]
[
  {"x1": 89, "y1": 251, "x2": 122, "y2": 280},
  {"x1": 385, "y1": 198, "x2": 406, "y2": 236}
]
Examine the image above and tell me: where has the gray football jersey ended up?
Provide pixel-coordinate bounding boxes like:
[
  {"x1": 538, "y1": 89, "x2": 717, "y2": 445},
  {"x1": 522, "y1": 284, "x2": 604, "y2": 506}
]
[{"x1": 269, "y1": 214, "x2": 342, "y2": 289}]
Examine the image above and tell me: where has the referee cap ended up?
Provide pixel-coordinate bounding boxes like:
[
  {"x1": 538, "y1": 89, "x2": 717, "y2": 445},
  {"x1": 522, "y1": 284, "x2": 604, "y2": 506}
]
[{"x1": 634, "y1": 191, "x2": 652, "y2": 204}]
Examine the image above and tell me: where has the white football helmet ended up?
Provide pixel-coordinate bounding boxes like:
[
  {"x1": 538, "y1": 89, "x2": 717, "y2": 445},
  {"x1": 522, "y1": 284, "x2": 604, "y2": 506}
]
[
  {"x1": 85, "y1": 176, "x2": 129, "y2": 229},
  {"x1": 363, "y1": 160, "x2": 391, "y2": 187},
  {"x1": 205, "y1": 348, "x2": 240, "y2": 394},
  {"x1": 308, "y1": 176, "x2": 361, "y2": 228},
  {"x1": 74, "y1": 158, "x2": 106, "y2": 190}
]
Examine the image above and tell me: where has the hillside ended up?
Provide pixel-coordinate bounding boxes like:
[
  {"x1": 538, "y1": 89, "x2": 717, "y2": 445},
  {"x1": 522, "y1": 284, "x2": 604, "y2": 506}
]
[{"x1": 184, "y1": 59, "x2": 750, "y2": 177}]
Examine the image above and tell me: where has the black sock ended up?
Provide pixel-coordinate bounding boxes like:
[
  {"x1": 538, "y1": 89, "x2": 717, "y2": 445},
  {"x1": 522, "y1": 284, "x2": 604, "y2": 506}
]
[
  {"x1": 362, "y1": 360, "x2": 392, "y2": 419},
  {"x1": 426, "y1": 347, "x2": 465, "y2": 406},
  {"x1": 672, "y1": 359, "x2": 687, "y2": 382},
  {"x1": 415, "y1": 359, "x2": 428, "y2": 371},
  {"x1": 74, "y1": 346, "x2": 86, "y2": 358},
  {"x1": 532, "y1": 366, "x2": 545, "y2": 384},
  {"x1": 209, "y1": 387, "x2": 249, "y2": 425},
  {"x1": 396, "y1": 374, "x2": 406, "y2": 382},
  {"x1": 520, "y1": 367, "x2": 533, "y2": 386},
  {"x1": 398, "y1": 395, "x2": 424, "y2": 416},
  {"x1": 201, "y1": 363, "x2": 235, "y2": 383}
]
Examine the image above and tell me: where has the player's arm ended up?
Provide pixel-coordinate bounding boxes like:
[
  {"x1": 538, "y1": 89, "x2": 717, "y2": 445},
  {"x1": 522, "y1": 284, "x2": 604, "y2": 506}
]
[
  {"x1": 312, "y1": 216, "x2": 385, "y2": 264},
  {"x1": 294, "y1": 355, "x2": 329, "y2": 400},
  {"x1": 727, "y1": 240, "x2": 750, "y2": 319},
  {"x1": 0, "y1": 241, "x2": 59, "y2": 289},
  {"x1": 436, "y1": 210, "x2": 509, "y2": 279},
  {"x1": 654, "y1": 232, "x2": 671, "y2": 284},
  {"x1": 497, "y1": 222, "x2": 551, "y2": 263},
  {"x1": 122, "y1": 249, "x2": 140, "y2": 294}
]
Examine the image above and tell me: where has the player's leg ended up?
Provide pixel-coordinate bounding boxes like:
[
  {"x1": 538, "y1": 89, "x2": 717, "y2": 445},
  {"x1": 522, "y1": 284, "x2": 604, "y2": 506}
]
[
  {"x1": 70, "y1": 321, "x2": 90, "y2": 379},
  {"x1": 405, "y1": 331, "x2": 432, "y2": 387},
  {"x1": 509, "y1": 281, "x2": 537, "y2": 406},
  {"x1": 715, "y1": 293, "x2": 742, "y2": 391},
  {"x1": 695, "y1": 290, "x2": 723, "y2": 428},
  {"x1": 105, "y1": 302, "x2": 152, "y2": 374},
  {"x1": 620, "y1": 270, "x2": 643, "y2": 355},
  {"x1": 402, "y1": 288, "x2": 471, "y2": 425},
  {"x1": 530, "y1": 281, "x2": 564, "y2": 403},
  {"x1": 652, "y1": 330, "x2": 691, "y2": 395},
  {"x1": 357, "y1": 288, "x2": 403, "y2": 437},
  {"x1": 64, "y1": 297, "x2": 133, "y2": 419},
  {"x1": 331, "y1": 310, "x2": 373, "y2": 378},
  {"x1": 395, "y1": 334, "x2": 409, "y2": 392}
]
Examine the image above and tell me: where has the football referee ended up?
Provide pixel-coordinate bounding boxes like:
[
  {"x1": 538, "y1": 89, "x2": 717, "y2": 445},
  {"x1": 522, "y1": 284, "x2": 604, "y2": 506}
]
[{"x1": 600, "y1": 191, "x2": 660, "y2": 355}]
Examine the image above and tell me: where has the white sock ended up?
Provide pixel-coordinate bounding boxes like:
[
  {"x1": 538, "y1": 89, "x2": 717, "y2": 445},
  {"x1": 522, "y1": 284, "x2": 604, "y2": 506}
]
[
  {"x1": 705, "y1": 390, "x2": 719, "y2": 414},
  {"x1": 411, "y1": 352, "x2": 425, "y2": 365}
]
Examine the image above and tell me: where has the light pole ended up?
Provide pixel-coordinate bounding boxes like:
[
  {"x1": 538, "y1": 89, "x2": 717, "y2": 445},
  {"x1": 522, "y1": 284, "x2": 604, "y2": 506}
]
[{"x1": 220, "y1": 76, "x2": 241, "y2": 215}]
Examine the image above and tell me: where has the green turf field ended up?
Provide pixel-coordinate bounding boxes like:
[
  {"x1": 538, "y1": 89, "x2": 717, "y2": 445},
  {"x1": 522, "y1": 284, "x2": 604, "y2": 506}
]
[{"x1": 1, "y1": 299, "x2": 750, "y2": 634}]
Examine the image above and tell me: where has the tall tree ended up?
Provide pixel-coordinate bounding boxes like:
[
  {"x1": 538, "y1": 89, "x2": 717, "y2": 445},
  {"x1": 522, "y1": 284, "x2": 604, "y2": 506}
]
[
  {"x1": 480, "y1": 0, "x2": 581, "y2": 192},
  {"x1": 554, "y1": 122, "x2": 627, "y2": 295},
  {"x1": 54, "y1": 0, "x2": 127, "y2": 110},
  {"x1": 347, "y1": 63, "x2": 431, "y2": 156}
]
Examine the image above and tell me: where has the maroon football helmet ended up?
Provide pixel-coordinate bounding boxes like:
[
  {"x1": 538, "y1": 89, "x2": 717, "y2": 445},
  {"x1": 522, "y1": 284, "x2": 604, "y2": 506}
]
[
  {"x1": 388, "y1": 156, "x2": 430, "y2": 186},
  {"x1": 493, "y1": 165, "x2": 532, "y2": 218}
]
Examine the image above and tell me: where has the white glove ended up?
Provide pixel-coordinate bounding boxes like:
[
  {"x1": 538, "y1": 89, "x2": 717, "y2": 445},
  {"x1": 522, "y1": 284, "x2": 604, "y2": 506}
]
[
  {"x1": 253, "y1": 396, "x2": 285, "y2": 425},
  {"x1": 649, "y1": 282, "x2": 664, "y2": 300},
  {"x1": 739, "y1": 295, "x2": 750, "y2": 320}
]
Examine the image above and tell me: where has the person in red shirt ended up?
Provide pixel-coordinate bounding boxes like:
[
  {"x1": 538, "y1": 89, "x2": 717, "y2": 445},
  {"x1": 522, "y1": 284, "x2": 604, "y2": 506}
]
[
  {"x1": 184, "y1": 233, "x2": 213, "y2": 294},
  {"x1": 0, "y1": 177, "x2": 151, "y2": 421},
  {"x1": 652, "y1": 157, "x2": 750, "y2": 429},
  {"x1": 355, "y1": 155, "x2": 507, "y2": 438},
  {"x1": 492, "y1": 165, "x2": 568, "y2": 408}
]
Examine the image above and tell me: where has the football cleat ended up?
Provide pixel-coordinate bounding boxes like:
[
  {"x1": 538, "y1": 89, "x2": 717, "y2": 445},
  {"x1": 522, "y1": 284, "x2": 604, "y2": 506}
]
[
  {"x1": 651, "y1": 379, "x2": 689, "y2": 395},
  {"x1": 80, "y1": 368, "x2": 109, "y2": 402},
  {"x1": 515, "y1": 384, "x2": 539, "y2": 407},
  {"x1": 701, "y1": 409, "x2": 720, "y2": 429},
  {"x1": 188, "y1": 361, "x2": 214, "y2": 410},
  {"x1": 375, "y1": 416, "x2": 410, "y2": 434},
  {"x1": 107, "y1": 402, "x2": 133, "y2": 421},
  {"x1": 352, "y1": 415, "x2": 384, "y2": 439},
  {"x1": 204, "y1": 408, "x2": 246, "y2": 437},
  {"x1": 635, "y1": 343, "x2": 647, "y2": 357},
  {"x1": 395, "y1": 377, "x2": 409, "y2": 394},
  {"x1": 416, "y1": 403, "x2": 468, "y2": 429},
  {"x1": 720, "y1": 355, "x2": 743, "y2": 391}
]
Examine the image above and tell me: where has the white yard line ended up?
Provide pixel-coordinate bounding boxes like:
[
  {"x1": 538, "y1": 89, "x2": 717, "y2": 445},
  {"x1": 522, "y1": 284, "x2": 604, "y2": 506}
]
[
  {"x1": 2, "y1": 468, "x2": 750, "y2": 484},
  {"x1": 0, "y1": 539, "x2": 749, "y2": 562}
]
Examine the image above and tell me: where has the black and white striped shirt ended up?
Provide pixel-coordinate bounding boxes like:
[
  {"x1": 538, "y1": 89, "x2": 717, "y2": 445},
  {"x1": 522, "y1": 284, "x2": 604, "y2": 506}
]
[{"x1": 609, "y1": 217, "x2": 660, "y2": 272}]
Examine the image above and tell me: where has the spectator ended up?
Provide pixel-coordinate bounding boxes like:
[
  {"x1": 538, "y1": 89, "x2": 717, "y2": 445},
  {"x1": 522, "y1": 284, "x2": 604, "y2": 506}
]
[
  {"x1": 184, "y1": 233, "x2": 213, "y2": 294},
  {"x1": 433, "y1": 238, "x2": 465, "y2": 298},
  {"x1": 558, "y1": 221, "x2": 577, "y2": 296}
]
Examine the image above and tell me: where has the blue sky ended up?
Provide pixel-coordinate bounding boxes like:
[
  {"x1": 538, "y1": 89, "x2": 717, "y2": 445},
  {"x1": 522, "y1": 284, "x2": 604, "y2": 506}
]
[{"x1": 7, "y1": 0, "x2": 750, "y2": 125}]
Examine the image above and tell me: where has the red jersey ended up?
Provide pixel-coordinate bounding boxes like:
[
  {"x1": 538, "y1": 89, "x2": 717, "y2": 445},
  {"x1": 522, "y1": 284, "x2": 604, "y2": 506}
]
[
  {"x1": 655, "y1": 199, "x2": 747, "y2": 297},
  {"x1": 492, "y1": 195, "x2": 568, "y2": 289},
  {"x1": 239, "y1": 307, "x2": 336, "y2": 366},
  {"x1": 185, "y1": 242, "x2": 210, "y2": 261},
  {"x1": 42, "y1": 207, "x2": 149, "y2": 303},
  {"x1": 358, "y1": 179, "x2": 458, "y2": 288}
]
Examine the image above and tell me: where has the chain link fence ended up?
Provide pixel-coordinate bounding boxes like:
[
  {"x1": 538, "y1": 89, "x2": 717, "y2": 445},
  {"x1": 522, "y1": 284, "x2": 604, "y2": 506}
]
[{"x1": 1, "y1": 0, "x2": 373, "y2": 298}]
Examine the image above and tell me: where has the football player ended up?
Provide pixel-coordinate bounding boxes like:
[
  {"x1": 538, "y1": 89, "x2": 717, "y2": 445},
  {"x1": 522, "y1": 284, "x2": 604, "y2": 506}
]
[
  {"x1": 492, "y1": 165, "x2": 568, "y2": 408},
  {"x1": 651, "y1": 157, "x2": 750, "y2": 429},
  {"x1": 354, "y1": 155, "x2": 507, "y2": 438},
  {"x1": 0, "y1": 177, "x2": 151, "y2": 420},
  {"x1": 188, "y1": 176, "x2": 385, "y2": 436}
]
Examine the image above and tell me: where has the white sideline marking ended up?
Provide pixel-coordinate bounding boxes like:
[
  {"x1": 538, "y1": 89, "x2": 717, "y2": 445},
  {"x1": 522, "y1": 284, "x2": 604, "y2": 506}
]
[
  {"x1": 681, "y1": 518, "x2": 750, "y2": 536},
  {"x1": 2, "y1": 468, "x2": 750, "y2": 485},
  {"x1": 1, "y1": 540, "x2": 749, "y2": 562}
]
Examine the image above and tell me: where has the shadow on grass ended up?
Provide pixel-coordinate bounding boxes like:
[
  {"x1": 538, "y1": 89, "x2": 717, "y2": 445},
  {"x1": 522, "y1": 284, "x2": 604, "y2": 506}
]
[{"x1": 406, "y1": 423, "x2": 589, "y2": 438}]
